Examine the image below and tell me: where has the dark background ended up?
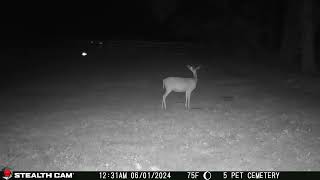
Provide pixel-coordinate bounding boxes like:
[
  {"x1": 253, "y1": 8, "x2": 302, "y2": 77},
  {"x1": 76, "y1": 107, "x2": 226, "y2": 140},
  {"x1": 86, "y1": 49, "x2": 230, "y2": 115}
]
[
  {"x1": 2, "y1": 1, "x2": 286, "y2": 44},
  {"x1": 1, "y1": 0, "x2": 319, "y2": 86}
]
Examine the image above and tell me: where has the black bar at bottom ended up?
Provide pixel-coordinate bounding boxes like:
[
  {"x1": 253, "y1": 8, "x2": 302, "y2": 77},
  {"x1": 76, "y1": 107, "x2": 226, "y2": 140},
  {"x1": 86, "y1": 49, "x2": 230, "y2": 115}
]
[{"x1": 9, "y1": 171, "x2": 320, "y2": 180}]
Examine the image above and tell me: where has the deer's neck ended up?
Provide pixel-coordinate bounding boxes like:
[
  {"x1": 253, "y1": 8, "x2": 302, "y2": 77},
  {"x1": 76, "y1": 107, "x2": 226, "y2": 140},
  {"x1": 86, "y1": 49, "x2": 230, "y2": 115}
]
[{"x1": 193, "y1": 73, "x2": 198, "y2": 83}]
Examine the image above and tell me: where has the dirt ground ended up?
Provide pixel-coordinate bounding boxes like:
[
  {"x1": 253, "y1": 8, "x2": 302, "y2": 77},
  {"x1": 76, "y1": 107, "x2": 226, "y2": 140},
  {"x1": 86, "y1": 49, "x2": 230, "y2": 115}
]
[{"x1": 1, "y1": 41, "x2": 320, "y2": 171}]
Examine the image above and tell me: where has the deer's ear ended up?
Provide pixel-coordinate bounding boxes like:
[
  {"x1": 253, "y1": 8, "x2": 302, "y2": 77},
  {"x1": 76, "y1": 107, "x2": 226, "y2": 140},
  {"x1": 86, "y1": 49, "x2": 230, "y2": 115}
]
[
  {"x1": 196, "y1": 65, "x2": 201, "y2": 70},
  {"x1": 186, "y1": 65, "x2": 192, "y2": 70}
]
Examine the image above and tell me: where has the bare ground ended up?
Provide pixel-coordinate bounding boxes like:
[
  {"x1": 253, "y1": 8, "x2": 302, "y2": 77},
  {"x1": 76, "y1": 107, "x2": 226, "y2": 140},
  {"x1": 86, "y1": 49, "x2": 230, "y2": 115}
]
[{"x1": 1, "y1": 42, "x2": 320, "y2": 171}]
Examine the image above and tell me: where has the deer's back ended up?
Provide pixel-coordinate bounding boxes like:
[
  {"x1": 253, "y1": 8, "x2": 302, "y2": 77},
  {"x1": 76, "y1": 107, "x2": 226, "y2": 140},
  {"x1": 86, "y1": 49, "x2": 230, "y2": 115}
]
[{"x1": 163, "y1": 77, "x2": 196, "y2": 92}]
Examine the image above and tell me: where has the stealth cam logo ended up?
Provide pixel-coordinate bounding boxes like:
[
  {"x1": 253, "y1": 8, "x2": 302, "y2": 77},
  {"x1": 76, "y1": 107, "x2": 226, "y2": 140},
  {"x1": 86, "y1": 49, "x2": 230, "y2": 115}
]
[{"x1": 1, "y1": 167, "x2": 12, "y2": 180}]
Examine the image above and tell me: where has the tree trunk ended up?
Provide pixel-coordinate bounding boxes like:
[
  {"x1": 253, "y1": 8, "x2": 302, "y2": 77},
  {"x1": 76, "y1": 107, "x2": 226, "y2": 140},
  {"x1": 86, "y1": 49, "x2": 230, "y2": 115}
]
[
  {"x1": 300, "y1": 0, "x2": 316, "y2": 73},
  {"x1": 280, "y1": 0, "x2": 300, "y2": 69}
]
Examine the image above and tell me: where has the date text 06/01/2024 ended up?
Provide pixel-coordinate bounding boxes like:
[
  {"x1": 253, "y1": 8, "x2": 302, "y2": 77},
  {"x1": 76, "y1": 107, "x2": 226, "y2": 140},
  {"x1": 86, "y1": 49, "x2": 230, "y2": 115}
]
[{"x1": 99, "y1": 171, "x2": 172, "y2": 179}]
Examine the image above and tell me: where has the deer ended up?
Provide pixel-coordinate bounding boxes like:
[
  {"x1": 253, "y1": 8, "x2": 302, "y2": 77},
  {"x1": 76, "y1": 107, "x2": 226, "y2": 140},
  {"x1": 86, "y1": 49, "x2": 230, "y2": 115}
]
[{"x1": 162, "y1": 65, "x2": 200, "y2": 110}]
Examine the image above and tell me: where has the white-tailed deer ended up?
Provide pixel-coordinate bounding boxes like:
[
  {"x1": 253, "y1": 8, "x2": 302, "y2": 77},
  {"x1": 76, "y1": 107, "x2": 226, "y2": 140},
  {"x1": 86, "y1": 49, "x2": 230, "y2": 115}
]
[{"x1": 162, "y1": 65, "x2": 200, "y2": 110}]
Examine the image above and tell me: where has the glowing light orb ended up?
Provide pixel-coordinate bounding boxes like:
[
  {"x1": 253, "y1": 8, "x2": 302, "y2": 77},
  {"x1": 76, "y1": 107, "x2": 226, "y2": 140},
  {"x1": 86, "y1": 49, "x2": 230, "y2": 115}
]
[{"x1": 81, "y1": 52, "x2": 87, "y2": 56}]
